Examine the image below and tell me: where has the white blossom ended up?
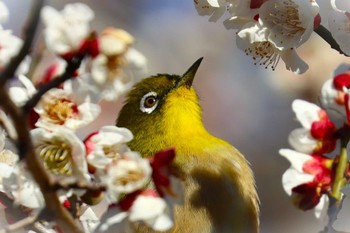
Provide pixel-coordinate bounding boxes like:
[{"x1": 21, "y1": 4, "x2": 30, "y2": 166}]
[
  {"x1": 0, "y1": 27, "x2": 23, "y2": 69},
  {"x1": 193, "y1": 0, "x2": 227, "y2": 22},
  {"x1": 237, "y1": 22, "x2": 308, "y2": 73},
  {"x1": 102, "y1": 151, "x2": 152, "y2": 203},
  {"x1": 258, "y1": 0, "x2": 319, "y2": 50},
  {"x1": 90, "y1": 28, "x2": 147, "y2": 101},
  {"x1": 34, "y1": 87, "x2": 100, "y2": 131},
  {"x1": 31, "y1": 127, "x2": 88, "y2": 179},
  {"x1": 85, "y1": 126, "x2": 133, "y2": 171},
  {"x1": 41, "y1": 3, "x2": 94, "y2": 55}
]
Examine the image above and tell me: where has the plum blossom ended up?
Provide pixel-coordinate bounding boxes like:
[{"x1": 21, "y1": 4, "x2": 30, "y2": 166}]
[
  {"x1": 96, "y1": 149, "x2": 182, "y2": 232},
  {"x1": 328, "y1": 0, "x2": 350, "y2": 55},
  {"x1": 193, "y1": 0, "x2": 227, "y2": 22},
  {"x1": 34, "y1": 87, "x2": 100, "y2": 131},
  {"x1": 258, "y1": 0, "x2": 319, "y2": 50},
  {"x1": 150, "y1": 148, "x2": 184, "y2": 204},
  {"x1": 85, "y1": 126, "x2": 133, "y2": 172},
  {"x1": 223, "y1": 0, "x2": 260, "y2": 30},
  {"x1": 31, "y1": 127, "x2": 88, "y2": 179},
  {"x1": 41, "y1": 3, "x2": 94, "y2": 57},
  {"x1": 0, "y1": 27, "x2": 23, "y2": 70},
  {"x1": 279, "y1": 149, "x2": 334, "y2": 218},
  {"x1": 288, "y1": 100, "x2": 336, "y2": 154},
  {"x1": 321, "y1": 63, "x2": 350, "y2": 117},
  {"x1": 96, "y1": 189, "x2": 174, "y2": 233},
  {"x1": 101, "y1": 151, "x2": 152, "y2": 203},
  {"x1": 9, "y1": 75, "x2": 36, "y2": 106},
  {"x1": 237, "y1": 22, "x2": 308, "y2": 73},
  {"x1": 0, "y1": 131, "x2": 44, "y2": 210},
  {"x1": 90, "y1": 27, "x2": 147, "y2": 101}
]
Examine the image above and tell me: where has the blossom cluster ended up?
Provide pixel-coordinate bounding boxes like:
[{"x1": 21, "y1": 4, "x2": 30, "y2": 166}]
[
  {"x1": 279, "y1": 63, "x2": 350, "y2": 220},
  {"x1": 0, "y1": 2, "x2": 183, "y2": 233},
  {"x1": 194, "y1": 0, "x2": 350, "y2": 74}
]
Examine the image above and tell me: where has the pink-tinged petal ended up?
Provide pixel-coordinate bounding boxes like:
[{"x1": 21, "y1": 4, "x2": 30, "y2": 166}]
[
  {"x1": 321, "y1": 79, "x2": 346, "y2": 113},
  {"x1": 150, "y1": 148, "x2": 176, "y2": 197},
  {"x1": 303, "y1": 154, "x2": 333, "y2": 183},
  {"x1": 310, "y1": 120, "x2": 336, "y2": 140},
  {"x1": 292, "y1": 100, "x2": 321, "y2": 129},
  {"x1": 282, "y1": 168, "x2": 314, "y2": 196},
  {"x1": 333, "y1": 72, "x2": 350, "y2": 90},
  {"x1": 288, "y1": 128, "x2": 317, "y2": 154}
]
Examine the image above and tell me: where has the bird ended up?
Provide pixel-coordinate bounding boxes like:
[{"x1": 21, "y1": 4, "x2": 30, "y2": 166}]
[{"x1": 116, "y1": 58, "x2": 259, "y2": 233}]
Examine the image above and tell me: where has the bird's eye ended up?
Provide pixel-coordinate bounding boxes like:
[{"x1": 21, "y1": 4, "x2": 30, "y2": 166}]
[{"x1": 140, "y1": 92, "x2": 158, "y2": 114}]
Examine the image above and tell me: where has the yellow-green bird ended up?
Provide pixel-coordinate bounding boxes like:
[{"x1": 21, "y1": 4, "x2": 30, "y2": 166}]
[{"x1": 116, "y1": 58, "x2": 259, "y2": 233}]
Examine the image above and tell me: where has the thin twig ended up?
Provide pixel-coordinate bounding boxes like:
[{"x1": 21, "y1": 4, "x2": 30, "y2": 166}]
[
  {"x1": 22, "y1": 55, "x2": 85, "y2": 115},
  {"x1": 0, "y1": 85, "x2": 84, "y2": 233},
  {"x1": 51, "y1": 177, "x2": 106, "y2": 192},
  {"x1": 0, "y1": 215, "x2": 37, "y2": 233},
  {"x1": 0, "y1": 0, "x2": 45, "y2": 85},
  {"x1": 314, "y1": 25, "x2": 348, "y2": 57}
]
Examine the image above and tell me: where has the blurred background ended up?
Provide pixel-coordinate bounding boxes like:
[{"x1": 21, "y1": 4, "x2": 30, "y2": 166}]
[{"x1": 4, "y1": 0, "x2": 350, "y2": 232}]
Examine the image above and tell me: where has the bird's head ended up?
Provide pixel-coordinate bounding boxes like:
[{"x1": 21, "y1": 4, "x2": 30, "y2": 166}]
[{"x1": 116, "y1": 57, "x2": 204, "y2": 156}]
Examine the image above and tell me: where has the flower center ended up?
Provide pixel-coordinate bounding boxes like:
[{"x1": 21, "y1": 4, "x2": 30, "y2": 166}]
[
  {"x1": 36, "y1": 141, "x2": 73, "y2": 175},
  {"x1": 42, "y1": 97, "x2": 78, "y2": 125},
  {"x1": 244, "y1": 41, "x2": 281, "y2": 70},
  {"x1": 270, "y1": 0, "x2": 305, "y2": 37},
  {"x1": 113, "y1": 169, "x2": 144, "y2": 186},
  {"x1": 103, "y1": 145, "x2": 121, "y2": 159}
]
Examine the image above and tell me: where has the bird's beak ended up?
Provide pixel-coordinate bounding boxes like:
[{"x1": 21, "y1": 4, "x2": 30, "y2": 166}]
[{"x1": 176, "y1": 57, "x2": 203, "y2": 89}]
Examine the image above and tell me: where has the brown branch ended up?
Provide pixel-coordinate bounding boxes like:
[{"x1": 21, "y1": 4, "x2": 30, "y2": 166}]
[
  {"x1": 0, "y1": 216, "x2": 37, "y2": 233},
  {"x1": 0, "y1": 0, "x2": 45, "y2": 85},
  {"x1": 315, "y1": 25, "x2": 349, "y2": 57},
  {"x1": 0, "y1": 1, "x2": 84, "y2": 232},
  {"x1": 0, "y1": 85, "x2": 83, "y2": 233},
  {"x1": 51, "y1": 177, "x2": 106, "y2": 192},
  {"x1": 22, "y1": 55, "x2": 85, "y2": 115}
]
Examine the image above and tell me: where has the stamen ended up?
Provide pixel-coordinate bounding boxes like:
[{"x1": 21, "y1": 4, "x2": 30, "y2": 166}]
[{"x1": 37, "y1": 142, "x2": 73, "y2": 175}]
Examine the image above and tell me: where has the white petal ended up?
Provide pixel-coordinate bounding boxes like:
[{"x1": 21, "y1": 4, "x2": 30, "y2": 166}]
[
  {"x1": 280, "y1": 48, "x2": 309, "y2": 74},
  {"x1": 314, "y1": 194, "x2": 328, "y2": 219},
  {"x1": 291, "y1": 99, "x2": 321, "y2": 128},
  {"x1": 328, "y1": 9, "x2": 350, "y2": 55},
  {"x1": 237, "y1": 22, "x2": 269, "y2": 43},
  {"x1": 281, "y1": 168, "x2": 314, "y2": 195},
  {"x1": 151, "y1": 214, "x2": 173, "y2": 231},
  {"x1": 288, "y1": 128, "x2": 317, "y2": 153},
  {"x1": 279, "y1": 149, "x2": 313, "y2": 172},
  {"x1": 129, "y1": 195, "x2": 167, "y2": 221},
  {"x1": 125, "y1": 48, "x2": 148, "y2": 71},
  {"x1": 9, "y1": 87, "x2": 30, "y2": 106}
]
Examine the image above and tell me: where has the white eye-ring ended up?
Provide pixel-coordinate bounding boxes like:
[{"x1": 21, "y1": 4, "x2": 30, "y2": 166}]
[{"x1": 140, "y1": 92, "x2": 158, "y2": 114}]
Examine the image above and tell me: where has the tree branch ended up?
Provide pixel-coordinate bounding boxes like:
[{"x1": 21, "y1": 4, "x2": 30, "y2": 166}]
[
  {"x1": 315, "y1": 25, "x2": 348, "y2": 57},
  {"x1": 22, "y1": 55, "x2": 85, "y2": 115},
  {"x1": 0, "y1": 0, "x2": 45, "y2": 85}
]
